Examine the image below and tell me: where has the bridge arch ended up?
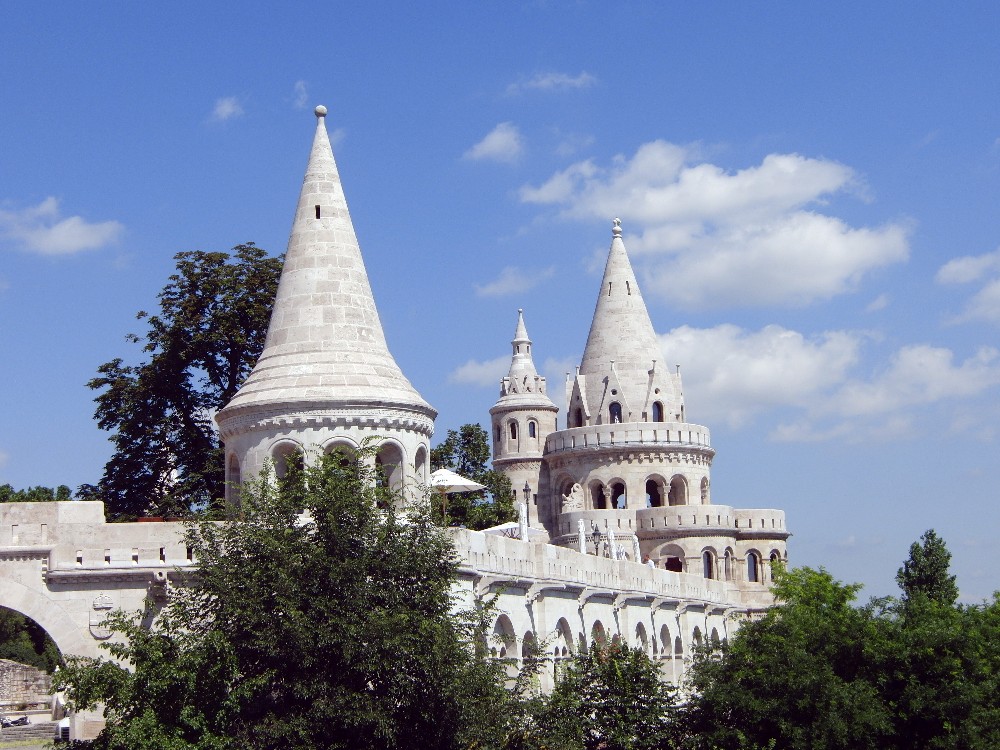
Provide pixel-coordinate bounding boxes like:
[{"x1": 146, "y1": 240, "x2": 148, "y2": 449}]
[{"x1": 0, "y1": 577, "x2": 97, "y2": 660}]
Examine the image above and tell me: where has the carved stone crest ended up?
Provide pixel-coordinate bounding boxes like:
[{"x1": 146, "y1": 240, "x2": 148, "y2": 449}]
[{"x1": 89, "y1": 593, "x2": 114, "y2": 640}]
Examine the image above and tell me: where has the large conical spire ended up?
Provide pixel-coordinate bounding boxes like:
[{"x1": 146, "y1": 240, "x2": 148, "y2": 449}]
[
  {"x1": 569, "y1": 219, "x2": 682, "y2": 424},
  {"x1": 219, "y1": 105, "x2": 434, "y2": 418},
  {"x1": 580, "y1": 219, "x2": 662, "y2": 379}
]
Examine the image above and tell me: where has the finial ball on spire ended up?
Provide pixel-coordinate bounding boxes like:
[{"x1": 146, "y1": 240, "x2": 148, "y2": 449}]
[
  {"x1": 315, "y1": 105, "x2": 328, "y2": 118},
  {"x1": 612, "y1": 217, "x2": 622, "y2": 237}
]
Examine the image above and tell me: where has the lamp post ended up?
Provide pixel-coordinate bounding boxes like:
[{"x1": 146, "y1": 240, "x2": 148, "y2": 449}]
[{"x1": 522, "y1": 481, "x2": 531, "y2": 525}]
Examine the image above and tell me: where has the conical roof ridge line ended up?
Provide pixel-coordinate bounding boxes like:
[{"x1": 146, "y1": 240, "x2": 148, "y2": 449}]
[
  {"x1": 578, "y1": 219, "x2": 662, "y2": 377},
  {"x1": 217, "y1": 106, "x2": 435, "y2": 419}
]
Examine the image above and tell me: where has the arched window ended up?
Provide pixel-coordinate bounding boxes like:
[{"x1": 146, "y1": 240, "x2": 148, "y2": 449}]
[
  {"x1": 668, "y1": 475, "x2": 688, "y2": 506},
  {"x1": 574, "y1": 408, "x2": 583, "y2": 428},
  {"x1": 591, "y1": 483, "x2": 607, "y2": 510},
  {"x1": 528, "y1": 420, "x2": 537, "y2": 438},
  {"x1": 645, "y1": 479, "x2": 662, "y2": 507},
  {"x1": 272, "y1": 442, "x2": 303, "y2": 480},
  {"x1": 494, "y1": 424, "x2": 500, "y2": 443},
  {"x1": 414, "y1": 446, "x2": 428, "y2": 484},
  {"x1": 747, "y1": 551, "x2": 761, "y2": 583},
  {"x1": 702, "y1": 550, "x2": 715, "y2": 579},
  {"x1": 375, "y1": 443, "x2": 404, "y2": 492},
  {"x1": 226, "y1": 454, "x2": 242, "y2": 505},
  {"x1": 609, "y1": 402, "x2": 623, "y2": 423},
  {"x1": 611, "y1": 482, "x2": 626, "y2": 509},
  {"x1": 508, "y1": 421, "x2": 518, "y2": 440},
  {"x1": 700, "y1": 477, "x2": 709, "y2": 503},
  {"x1": 652, "y1": 401, "x2": 664, "y2": 422},
  {"x1": 724, "y1": 549, "x2": 734, "y2": 581}
]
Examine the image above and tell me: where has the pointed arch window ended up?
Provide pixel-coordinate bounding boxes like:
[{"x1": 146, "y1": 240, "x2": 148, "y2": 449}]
[
  {"x1": 747, "y1": 552, "x2": 761, "y2": 583},
  {"x1": 528, "y1": 420, "x2": 537, "y2": 438},
  {"x1": 652, "y1": 401, "x2": 664, "y2": 422},
  {"x1": 702, "y1": 550, "x2": 716, "y2": 579},
  {"x1": 609, "y1": 402, "x2": 622, "y2": 423},
  {"x1": 509, "y1": 421, "x2": 518, "y2": 440}
]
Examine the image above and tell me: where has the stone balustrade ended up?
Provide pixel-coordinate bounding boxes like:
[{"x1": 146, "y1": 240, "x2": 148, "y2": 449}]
[{"x1": 544, "y1": 421, "x2": 713, "y2": 455}]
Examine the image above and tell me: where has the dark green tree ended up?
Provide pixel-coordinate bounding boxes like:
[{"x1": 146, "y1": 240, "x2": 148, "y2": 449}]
[
  {"x1": 680, "y1": 566, "x2": 893, "y2": 750},
  {"x1": 0, "y1": 484, "x2": 73, "y2": 502},
  {"x1": 84, "y1": 243, "x2": 282, "y2": 519},
  {"x1": 0, "y1": 607, "x2": 61, "y2": 673},
  {"x1": 509, "y1": 641, "x2": 677, "y2": 750},
  {"x1": 430, "y1": 424, "x2": 514, "y2": 530},
  {"x1": 895, "y1": 528, "x2": 959, "y2": 608},
  {"x1": 56, "y1": 445, "x2": 511, "y2": 750}
]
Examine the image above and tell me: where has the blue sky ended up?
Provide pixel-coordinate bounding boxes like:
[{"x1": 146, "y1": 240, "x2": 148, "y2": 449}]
[{"x1": 2, "y1": 3, "x2": 999, "y2": 600}]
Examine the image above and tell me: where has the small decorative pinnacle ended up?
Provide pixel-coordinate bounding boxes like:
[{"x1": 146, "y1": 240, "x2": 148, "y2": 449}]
[
  {"x1": 518, "y1": 308, "x2": 523, "y2": 314},
  {"x1": 315, "y1": 105, "x2": 328, "y2": 118},
  {"x1": 612, "y1": 217, "x2": 622, "y2": 237}
]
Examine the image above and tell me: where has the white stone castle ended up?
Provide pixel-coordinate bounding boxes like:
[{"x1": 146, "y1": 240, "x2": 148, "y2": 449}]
[{"x1": 0, "y1": 107, "x2": 789, "y2": 735}]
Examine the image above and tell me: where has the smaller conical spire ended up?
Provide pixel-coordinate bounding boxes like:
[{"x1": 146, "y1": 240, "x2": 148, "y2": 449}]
[{"x1": 493, "y1": 309, "x2": 555, "y2": 407}]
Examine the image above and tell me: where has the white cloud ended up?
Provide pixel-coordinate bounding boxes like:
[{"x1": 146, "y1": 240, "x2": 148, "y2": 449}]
[
  {"x1": 553, "y1": 130, "x2": 596, "y2": 157},
  {"x1": 521, "y1": 142, "x2": 910, "y2": 308},
  {"x1": 0, "y1": 197, "x2": 124, "y2": 255},
  {"x1": 660, "y1": 324, "x2": 862, "y2": 428},
  {"x1": 506, "y1": 71, "x2": 597, "y2": 95},
  {"x1": 474, "y1": 266, "x2": 555, "y2": 298},
  {"x1": 463, "y1": 122, "x2": 524, "y2": 164},
  {"x1": 865, "y1": 293, "x2": 890, "y2": 312},
  {"x1": 936, "y1": 248, "x2": 1000, "y2": 284},
  {"x1": 661, "y1": 323, "x2": 1000, "y2": 441},
  {"x1": 833, "y1": 344, "x2": 1000, "y2": 417},
  {"x1": 210, "y1": 96, "x2": 244, "y2": 122},
  {"x1": 449, "y1": 356, "x2": 510, "y2": 387},
  {"x1": 293, "y1": 80, "x2": 308, "y2": 109}
]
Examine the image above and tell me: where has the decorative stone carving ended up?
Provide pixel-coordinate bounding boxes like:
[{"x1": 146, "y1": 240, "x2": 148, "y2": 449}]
[
  {"x1": 89, "y1": 593, "x2": 114, "y2": 640},
  {"x1": 561, "y1": 483, "x2": 584, "y2": 511}
]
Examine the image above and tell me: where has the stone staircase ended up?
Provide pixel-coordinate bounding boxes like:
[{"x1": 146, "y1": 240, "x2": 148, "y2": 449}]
[{"x1": 0, "y1": 719, "x2": 58, "y2": 744}]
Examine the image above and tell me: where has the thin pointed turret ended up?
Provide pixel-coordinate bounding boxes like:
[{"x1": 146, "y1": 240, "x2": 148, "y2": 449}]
[{"x1": 495, "y1": 309, "x2": 554, "y2": 407}]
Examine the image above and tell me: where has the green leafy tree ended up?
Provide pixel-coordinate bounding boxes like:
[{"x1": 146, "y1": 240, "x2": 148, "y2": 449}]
[
  {"x1": 509, "y1": 641, "x2": 677, "y2": 750},
  {"x1": 430, "y1": 424, "x2": 514, "y2": 530},
  {"x1": 879, "y1": 530, "x2": 998, "y2": 749},
  {"x1": 56, "y1": 445, "x2": 511, "y2": 750},
  {"x1": 84, "y1": 244, "x2": 282, "y2": 519},
  {"x1": 0, "y1": 606, "x2": 61, "y2": 673},
  {"x1": 895, "y1": 528, "x2": 959, "y2": 608},
  {"x1": 680, "y1": 566, "x2": 893, "y2": 750},
  {"x1": 0, "y1": 484, "x2": 73, "y2": 502}
]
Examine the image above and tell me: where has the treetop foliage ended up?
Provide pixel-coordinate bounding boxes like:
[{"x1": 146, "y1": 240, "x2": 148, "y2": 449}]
[
  {"x1": 84, "y1": 244, "x2": 281, "y2": 519},
  {"x1": 896, "y1": 528, "x2": 959, "y2": 608},
  {"x1": 0, "y1": 483, "x2": 73, "y2": 503},
  {"x1": 57, "y1": 444, "x2": 510, "y2": 750}
]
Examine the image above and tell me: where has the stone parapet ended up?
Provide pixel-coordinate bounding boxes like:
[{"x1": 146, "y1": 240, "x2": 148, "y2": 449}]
[
  {"x1": 451, "y1": 527, "x2": 732, "y2": 607},
  {"x1": 544, "y1": 422, "x2": 713, "y2": 456}
]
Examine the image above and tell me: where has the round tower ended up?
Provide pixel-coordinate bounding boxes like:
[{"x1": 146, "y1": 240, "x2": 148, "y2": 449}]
[
  {"x1": 489, "y1": 309, "x2": 558, "y2": 527},
  {"x1": 215, "y1": 107, "x2": 436, "y2": 505}
]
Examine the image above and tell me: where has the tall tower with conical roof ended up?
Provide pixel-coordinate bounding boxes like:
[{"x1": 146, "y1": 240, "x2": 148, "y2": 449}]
[
  {"x1": 216, "y1": 106, "x2": 436, "y2": 502},
  {"x1": 490, "y1": 309, "x2": 558, "y2": 527}
]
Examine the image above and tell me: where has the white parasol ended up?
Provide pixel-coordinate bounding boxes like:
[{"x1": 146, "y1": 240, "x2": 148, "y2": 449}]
[{"x1": 429, "y1": 468, "x2": 486, "y2": 525}]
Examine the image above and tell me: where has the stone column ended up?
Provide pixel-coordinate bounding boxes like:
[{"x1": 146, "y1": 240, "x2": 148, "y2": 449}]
[{"x1": 577, "y1": 518, "x2": 587, "y2": 554}]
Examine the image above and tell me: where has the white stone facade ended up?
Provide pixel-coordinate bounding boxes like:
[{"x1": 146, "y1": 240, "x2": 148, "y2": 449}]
[{"x1": 0, "y1": 109, "x2": 792, "y2": 737}]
